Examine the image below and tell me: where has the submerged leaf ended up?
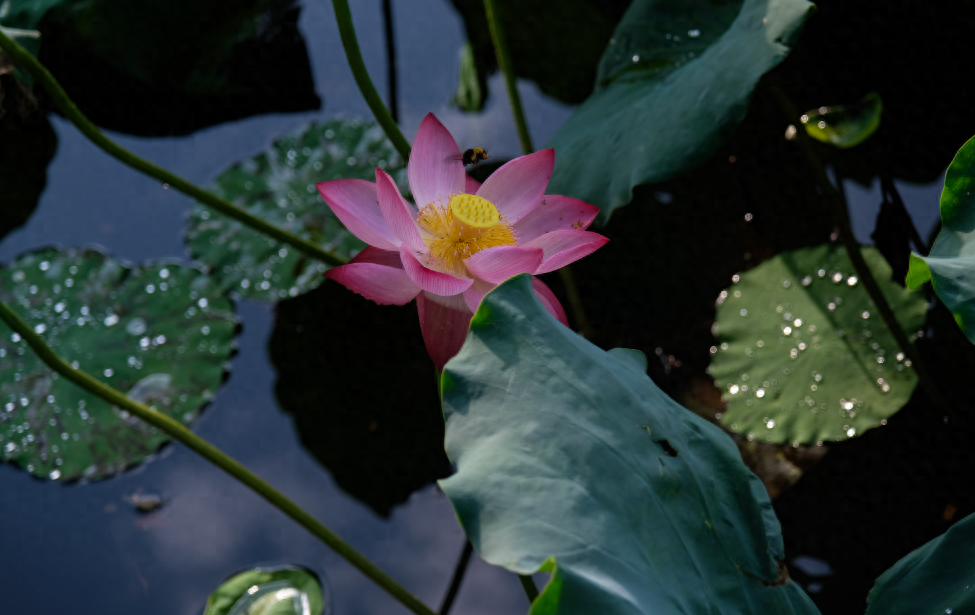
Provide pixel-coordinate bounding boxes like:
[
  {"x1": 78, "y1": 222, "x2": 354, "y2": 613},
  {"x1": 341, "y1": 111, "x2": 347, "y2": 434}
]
[
  {"x1": 547, "y1": 0, "x2": 814, "y2": 222},
  {"x1": 907, "y1": 134, "x2": 975, "y2": 344},
  {"x1": 440, "y1": 274, "x2": 820, "y2": 615},
  {"x1": 0, "y1": 248, "x2": 236, "y2": 481},
  {"x1": 185, "y1": 118, "x2": 405, "y2": 301},
  {"x1": 800, "y1": 92, "x2": 882, "y2": 149},
  {"x1": 203, "y1": 566, "x2": 325, "y2": 615},
  {"x1": 865, "y1": 512, "x2": 975, "y2": 615},
  {"x1": 710, "y1": 244, "x2": 925, "y2": 445}
]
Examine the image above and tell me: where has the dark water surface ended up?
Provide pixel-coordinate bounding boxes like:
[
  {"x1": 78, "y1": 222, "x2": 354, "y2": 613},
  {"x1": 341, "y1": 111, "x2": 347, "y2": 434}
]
[
  {"x1": 0, "y1": 0, "x2": 950, "y2": 613},
  {"x1": 0, "y1": 1, "x2": 570, "y2": 613}
]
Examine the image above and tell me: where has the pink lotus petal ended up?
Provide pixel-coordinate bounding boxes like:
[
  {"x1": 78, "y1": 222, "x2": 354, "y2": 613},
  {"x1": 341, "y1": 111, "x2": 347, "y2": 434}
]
[
  {"x1": 464, "y1": 245, "x2": 544, "y2": 284},
  {"x1": 376, "y1": 168, "x2": 424, "y2": 252},
  {"x1": 409, "y1": 114, "x2": 466, "y2": 209},
  {"x1": 464, "y1": 174, "x2": 481, "y2": 195},
  {"x1": 512, "y1": 194, "x2": 600, "y2": 243},
  {"x1": 316, "y1": 179, "x2": 399, "y2": 251},
  {"x1": 400, "y1": 245, "x2": 473, "y2": 296},
  {"x1": 531, "y1": 277, "x2": 569, "y2": 326},
  {"x1": 476, "y1": 149, "x2": 554, "y2": 224},
  {"x1": 526, "y1": 229, "x2": 609, "y2": 274},
  {"x1": 417, "y1": 291, "x2": 473, "y2": 370},
  {"x1": 463, "y1": 279, "x2": 495, "y2": 313},
  {"x1": 324, "y1": 247, "x2": 420, "y2": 305}
]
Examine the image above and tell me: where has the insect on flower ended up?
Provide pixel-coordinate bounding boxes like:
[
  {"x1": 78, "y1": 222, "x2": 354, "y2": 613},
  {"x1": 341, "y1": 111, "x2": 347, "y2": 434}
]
[{"x1": 316, "y1": 113, "x2": 608, "y2": 369}]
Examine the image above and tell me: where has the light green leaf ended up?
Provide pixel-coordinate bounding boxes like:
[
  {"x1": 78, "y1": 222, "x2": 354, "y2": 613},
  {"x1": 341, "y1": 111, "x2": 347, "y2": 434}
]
[
  {"x1": 709, "y1": 244, "x2": 926, "y2": 445},
  {"x1": 440, "y1": 274, "x2": 820, "y2": 615},
  {"x1": 908, "y1": 134, "x2": 975, "y2": 344},
  {"x1": 546, "y1": 0, "x2": 813, "y2": 222},
  {"x1": 866, "y1": 512, "x2": 975, "y2": 615},
  {"x1": 800, "y1": 92, "x2": 883, "y2": 149},
  {"x1": 203, "y1": 566, "x2": 325, "y2": 615},
  {"x1": 185, "y1": 118, "x2": 405, "y2": 301},
  {"x1": 0, "y1": 248, "x2": 236, "y2": 481}
]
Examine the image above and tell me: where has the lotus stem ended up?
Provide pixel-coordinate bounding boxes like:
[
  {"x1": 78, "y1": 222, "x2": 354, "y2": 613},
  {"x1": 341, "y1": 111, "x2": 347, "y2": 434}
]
[
  {"x1": 766, "y1": 83, "x2": 955, "y2": 419},
  {"x1": 0, "y1": 28, "x2": 347, "y2": 269},
  {"x1": 0, "y1": 299, "x2": 437, "y2": 615},
  {"x1": 331, "y1": 0, "x2": 412, "y2": 160},
  {"x1": 518, "y1": 574, "x2": 540, "y2": 602},
  {"x1": 482, "y1": 0, "x2": 533, "y2": 154}
]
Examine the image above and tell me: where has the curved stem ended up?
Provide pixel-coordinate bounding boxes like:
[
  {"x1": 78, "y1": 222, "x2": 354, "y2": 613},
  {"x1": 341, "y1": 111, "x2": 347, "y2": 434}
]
[
  {"x1": 766, "y1": 83, "x2": 955, "y2": 419},
  {"x1": 0, "y1": 28, "x2": 347, "y2": 269},
  {"x1": 331, "y1": 0, "x2": 412, "y2": 161},
  {"x1": 381, "y1": 0, "x2": 399, "y2": 123},
  {"x1": 0, "y1": 300, "x2": 436, "y2": 615},
  {"x1": 482, "y1": 0, "x2": 533, "y2": 154},
  {"x1": 438, "y1": 540, "x2": 473, "y2": 614},
  {"x1": 482, "y1": 0, "x2": 592, "y2": 340}
]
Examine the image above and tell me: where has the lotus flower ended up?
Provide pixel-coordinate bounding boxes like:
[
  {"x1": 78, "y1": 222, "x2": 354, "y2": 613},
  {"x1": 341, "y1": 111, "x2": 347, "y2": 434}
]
[{"x1": 316, "y1": 113, "x2": 608, "y2": 369}]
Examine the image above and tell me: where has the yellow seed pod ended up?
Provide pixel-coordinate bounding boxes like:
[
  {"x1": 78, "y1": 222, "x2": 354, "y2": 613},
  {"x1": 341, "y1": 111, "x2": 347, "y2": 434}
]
[{"x1": 449, "y1": 194, "x2": 500, "y2": 228}]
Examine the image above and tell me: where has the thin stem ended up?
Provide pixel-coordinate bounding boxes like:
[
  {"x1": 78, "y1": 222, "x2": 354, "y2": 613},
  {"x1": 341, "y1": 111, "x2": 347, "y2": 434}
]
[
  {"x1": 381, "y1": 0, "x2": 399, "y2": 123},
  {"x1": 482, "y1": 0, "x2": 533, "y2": 154},
  {"x1": 0, "y1": 28, "x2": 346, "y2": 269},
  {"x1": 0, "y1": 300, "x2": 437, "y2": 615},
  {"x1": 331, "y1": 0, "x2": 411, "y2": 161},
  {"x1": 481, "y1": 0, "x2": 592, "y2": 339},
  {"x1": 880, "y1": 174, "x2": 928, "y2": 254},
  {"x1": 766, "y1": 84, "x2": 955, "y2": 418},
  {"x1": 438, "y1": 540, "x2": 474, "y2": 614},
  {"x1": 518, "y1": 574, "x2": 540, "y2": 603},
  {"x1": 557, "y1": 267, "x2": 594, "y2": 338}
]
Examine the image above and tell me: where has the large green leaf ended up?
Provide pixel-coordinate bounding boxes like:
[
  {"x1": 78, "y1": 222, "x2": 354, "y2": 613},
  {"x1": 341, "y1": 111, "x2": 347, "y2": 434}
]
[
  {"x1": 865, "y1": 512, "x2": 975, "y2": 615},
  {"x1": 185, "y1": 119, "x2": 405, "y2": 301},
  {"x1": 3, "y1": 0, "x2": 319, "y2": 136},
  {"x1": 907, "y1": 134, "x2": 975, "y2": 345},
  {"x1": 710, "y1": 244, "x2": 926, "y2": 445},
  {"x1": 546, "y1": 0, "x2": 813, "y2": 221},
  {"x1": 0, "y1": 248, "x2": 236, "y2": 481},
  {"x1": 203, "y1": 566, "x2": 325, "y2": 615},
  {"x1": 439, "y1": 274, "x2": 820, "y2": 615}
]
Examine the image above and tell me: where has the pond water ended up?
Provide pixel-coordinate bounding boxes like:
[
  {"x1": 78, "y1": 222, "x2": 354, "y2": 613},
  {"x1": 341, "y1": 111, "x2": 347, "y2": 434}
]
[
  {"x1": 0, "y1": 0, "x2": 953, "y2": 614},
  {"x1": 0, "y1": 1, "x2": 571, "y2": 613}
]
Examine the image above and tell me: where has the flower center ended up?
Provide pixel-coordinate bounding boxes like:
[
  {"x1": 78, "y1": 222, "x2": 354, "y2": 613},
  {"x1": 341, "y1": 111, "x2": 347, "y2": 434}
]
[{"x1": 416, "y1": 194, "x2": 516, "y2": 277}]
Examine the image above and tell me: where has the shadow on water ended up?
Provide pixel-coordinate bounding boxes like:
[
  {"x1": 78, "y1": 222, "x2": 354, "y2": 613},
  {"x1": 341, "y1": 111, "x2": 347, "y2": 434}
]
[{"x1": 269, "y1": 280, "x2": 452, "y2": 518}]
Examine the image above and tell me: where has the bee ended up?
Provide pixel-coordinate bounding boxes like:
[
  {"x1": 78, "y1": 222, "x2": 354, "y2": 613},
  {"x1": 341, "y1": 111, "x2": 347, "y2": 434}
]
[{"x1": 450, "y1": 147, "x2": 490, "y2": 166}]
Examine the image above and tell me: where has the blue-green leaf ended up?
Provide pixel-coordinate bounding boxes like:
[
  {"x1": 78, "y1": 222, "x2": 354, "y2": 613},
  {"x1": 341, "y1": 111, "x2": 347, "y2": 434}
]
[
  {"x1": 546, "y1": 0, "x2": 814, "y2": 222},
  {"x1": 866, "y1": 512, "x2": 975, "y2": 615},
  {"x1": 439, "y1": 274, "x2": 820, "y2": 615},
  {"x1": 907, "y1": 134, "x2": 975, "y2": 344}
]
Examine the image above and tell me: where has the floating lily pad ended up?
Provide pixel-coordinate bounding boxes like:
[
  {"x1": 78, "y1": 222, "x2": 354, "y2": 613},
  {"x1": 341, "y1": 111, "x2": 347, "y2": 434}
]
[
  {"x1": 0, "y1": 248, "x2": 236, "y2": 481},
  {"x1": 546, "y1": 0, "x2": 813, "y2": 222},
  {"x1": 203, "y1": 566, "x2": 325, "y2": 615},
  {"x1": 440, "y1": 274, "x2": 820, "y2": 615},
  {"x1": 269, "y1": 280, "x2": 451, "y2": 517},
  {"x1": 907, "y1": 134, "x2": 975, "y2": 345},
  {"x1": 865, "y1": 512, "x2": 975, "y2": 615},
  {"x1": 710, "y1": 244, "x2": 926, "y2": 445},
  {"x1": 800, "y1": 92, "x2": 883, "y2": 149},
  {"x1": 185, "y1": 119, "x2": 406, "y2": 301}
]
